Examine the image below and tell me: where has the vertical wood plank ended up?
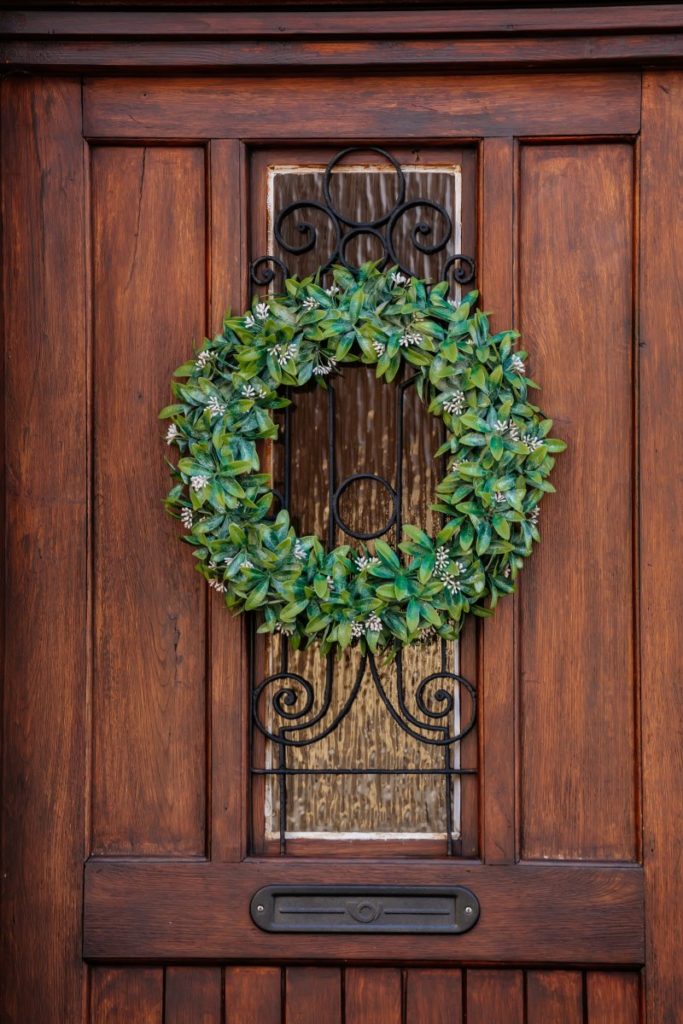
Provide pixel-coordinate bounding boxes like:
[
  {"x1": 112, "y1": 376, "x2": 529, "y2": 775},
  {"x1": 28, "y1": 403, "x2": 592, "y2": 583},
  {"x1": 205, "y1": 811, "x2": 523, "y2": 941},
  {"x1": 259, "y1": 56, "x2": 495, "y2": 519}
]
[
  {"x1": 586, "y1": 971, "x2": 640, "y2": 1024},
  {"x1": 518, "y1": 143, "x2": 637, "y2": 861},
  {"x1": 0, "y1": 76, "x2": 88, "y2": 1024},
  {"x1": 165, "y1": 967, "x2": 222, "y2": 1024},
  {"x1": 225, "y1": 967, "x2": 281, "y2": 1024},
  {"x1": 285, "y1": 967, "x2": 342, "y2": 1024},
  {"x1": 345, "y1": 968, "x2": 402, "y2": 1024},
  {"x1": 466, "y1": 970, "x2": 524, "y2": 1024},
  {"x1": 526, "y1": 971, "x2": 583, "y2": 1024},
  {"x1": 405, "y1": 969, "x2": 462, "y2": 1024},
  {"x1": 91, "y1": 145, "x2": 207, "y2": 855},
  {"x1": 91, "y1": 968, "x2": 163, "y2": 1024},
  {"x1": 208, "y1": 139, "x2": 249, "y2": 862},
  {"x1": 640, "y1": 70, "x2": 683, "y2": 1024},
  {"x1": 478, "y1": 137, "x2": 517, "y2": 864}
]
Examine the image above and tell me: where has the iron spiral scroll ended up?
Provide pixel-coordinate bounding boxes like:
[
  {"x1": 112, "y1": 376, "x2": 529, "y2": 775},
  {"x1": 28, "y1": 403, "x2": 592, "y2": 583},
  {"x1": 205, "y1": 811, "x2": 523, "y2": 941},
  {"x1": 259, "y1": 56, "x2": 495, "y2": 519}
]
[
  {"x1": 250, "y1": 146, "x2": 476, "y2": 291},
  {"x1": 252, "y1": 656, "x2": 476, "y2": 751}
]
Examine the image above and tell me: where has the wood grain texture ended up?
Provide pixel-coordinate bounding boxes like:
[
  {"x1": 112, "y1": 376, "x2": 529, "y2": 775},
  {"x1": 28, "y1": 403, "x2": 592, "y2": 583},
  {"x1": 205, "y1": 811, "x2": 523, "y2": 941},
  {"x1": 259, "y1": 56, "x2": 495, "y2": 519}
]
[
  {"x1": 90, "y1": 968, "x2": 163, "y2": 1024},
  {"x1": 640, "y1": 70, "x2": 683, "y2": 1024},
  {"x1": 518, "y1": 143, "x2": 637, "y2": 861},
  {"x1": 82, "y1": 74, "x2": 640, "y2": 140},
  {"x1": 586, "y1": 971, "x2": 640, "y2": 1023},
  {"x1": 225, "y1": 967, "x2": 281, "y2": 1024},
  {"x1": 345, "y1": 968, "x2": 401, "y2": 1024},
  {"x1": 208, "y1": 139, "x2": 249, "y2": 862},
  {"x1": 165, "y1": 967, "x2": 222, "y2": 1024},
  {"x1": 0, "y1": 76, "x2": 88, "y2": 1024},
  {"x1": 405, "y1": 969, "x2": 462, "y2": 1024},
  {"x1": 285, "y1": 967, "x2": 341, "y2": 1024},
  {"x1": 479, "y1": 137, "x2": 517, "y2": 866},
  {"x1": 91, "y1": 145, "x2": 207, "y2": 855},
  {"x1": 526, "y1": 970, "x2": 583, "y2": 1023},
  {"x1": 83, "y1": 860, "x2": 644, "y2": 963},
  {"x1": 466, "y1": 970, "x2": 524, "y2": 1024},
  {"x1": 4, "y1": 7, "x2": 683, "y2": 37},
  {"x1": 6, "y1": 34, "x2": 682, "y2": 71}
]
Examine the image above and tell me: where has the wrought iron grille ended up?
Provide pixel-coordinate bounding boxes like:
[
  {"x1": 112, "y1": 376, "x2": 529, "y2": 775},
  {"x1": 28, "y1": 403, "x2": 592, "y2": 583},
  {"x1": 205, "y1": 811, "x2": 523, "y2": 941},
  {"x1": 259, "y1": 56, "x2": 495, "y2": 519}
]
[
  {"x1": 250, "y1": 146, "x2": 476, "y2": 292},
  {"x1": 249, "y1": 148, "x2": 478, "y2": 855}
]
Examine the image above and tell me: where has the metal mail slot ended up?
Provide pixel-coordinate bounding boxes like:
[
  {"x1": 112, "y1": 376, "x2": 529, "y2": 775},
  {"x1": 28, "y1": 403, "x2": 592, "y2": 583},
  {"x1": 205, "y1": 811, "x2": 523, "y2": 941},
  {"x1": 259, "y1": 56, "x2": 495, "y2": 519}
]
[{"x1": 250, "y1": 884, "x2": 480, "y2": 934}]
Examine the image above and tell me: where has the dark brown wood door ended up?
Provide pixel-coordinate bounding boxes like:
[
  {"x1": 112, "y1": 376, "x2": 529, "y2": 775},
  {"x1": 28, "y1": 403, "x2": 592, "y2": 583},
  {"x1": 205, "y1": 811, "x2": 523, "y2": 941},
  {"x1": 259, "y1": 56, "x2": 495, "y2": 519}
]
[{"x1": 1, "y1": 61, "x2": 680, "y2": 1024}]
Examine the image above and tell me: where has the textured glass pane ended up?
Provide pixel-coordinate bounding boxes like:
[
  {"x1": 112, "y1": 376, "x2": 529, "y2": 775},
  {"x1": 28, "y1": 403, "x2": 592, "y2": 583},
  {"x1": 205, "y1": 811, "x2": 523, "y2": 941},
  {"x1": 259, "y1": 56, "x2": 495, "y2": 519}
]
[{"x1": 257, "y1": 160, "x2": 469, "y2": 841}]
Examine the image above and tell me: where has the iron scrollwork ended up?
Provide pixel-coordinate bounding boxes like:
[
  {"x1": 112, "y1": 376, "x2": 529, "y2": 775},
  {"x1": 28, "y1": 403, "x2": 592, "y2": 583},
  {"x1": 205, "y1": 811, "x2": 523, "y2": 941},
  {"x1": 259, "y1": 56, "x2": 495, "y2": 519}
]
[
  {"x1": 249, "y1": 147, "x2": 478, "y2": 855},
  {"x1": 250, "y1": 146, "x2": 476, "y2": 292}
]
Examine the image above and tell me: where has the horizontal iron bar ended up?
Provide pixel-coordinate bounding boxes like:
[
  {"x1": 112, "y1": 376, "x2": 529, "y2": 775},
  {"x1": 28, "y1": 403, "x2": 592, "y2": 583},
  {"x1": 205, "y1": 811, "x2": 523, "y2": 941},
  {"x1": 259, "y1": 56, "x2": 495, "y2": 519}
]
[{"x1": 251, "y1": 767, "x2": 477, "y2": 776}]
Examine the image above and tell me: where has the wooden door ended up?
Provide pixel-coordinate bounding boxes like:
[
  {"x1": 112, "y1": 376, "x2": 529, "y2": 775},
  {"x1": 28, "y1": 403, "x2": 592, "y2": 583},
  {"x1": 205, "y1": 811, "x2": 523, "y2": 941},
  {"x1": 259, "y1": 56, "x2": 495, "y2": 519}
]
[{"x1": 1, "y1": 53, "x2": 681, "y2": 1024}]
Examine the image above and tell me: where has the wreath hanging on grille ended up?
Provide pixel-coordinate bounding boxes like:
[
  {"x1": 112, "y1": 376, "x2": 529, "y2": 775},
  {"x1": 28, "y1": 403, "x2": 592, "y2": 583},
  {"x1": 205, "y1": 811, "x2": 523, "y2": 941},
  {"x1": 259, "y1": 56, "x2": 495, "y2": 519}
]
[{"x1": 161, "y1": 261, "x2": 565, "y2": 657}]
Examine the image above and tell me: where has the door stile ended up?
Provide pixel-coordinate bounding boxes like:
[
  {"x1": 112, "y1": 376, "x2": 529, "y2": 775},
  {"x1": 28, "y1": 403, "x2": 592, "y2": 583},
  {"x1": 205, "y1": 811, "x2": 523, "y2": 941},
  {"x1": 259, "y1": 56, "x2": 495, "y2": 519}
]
[
  {"x1": 639, "y1": 70, "x2": 683, "y2": 1024},
  {"x1": 208, "y1": 139, "x2": 251, "y2": 863},
  {"x1": 1, "y1": 75, "x2": 90, "y2": 1024},
  {"x1": 478, "y1": 137, "x2": 518, "y2": 866}
]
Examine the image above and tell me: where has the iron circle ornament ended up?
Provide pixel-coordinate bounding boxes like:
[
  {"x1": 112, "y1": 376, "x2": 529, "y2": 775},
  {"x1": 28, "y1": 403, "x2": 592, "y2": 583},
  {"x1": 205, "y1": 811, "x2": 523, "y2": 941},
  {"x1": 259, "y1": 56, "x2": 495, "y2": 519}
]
[
  {"x1": 161, "y1": 260, "x2": 566, "y2": 658},
  {"x1": 332, "y1": 472, "x2": 398, "y2": 541},
  {"x1": 322, "y1": 146, "x2": 406, "y2": 229}
]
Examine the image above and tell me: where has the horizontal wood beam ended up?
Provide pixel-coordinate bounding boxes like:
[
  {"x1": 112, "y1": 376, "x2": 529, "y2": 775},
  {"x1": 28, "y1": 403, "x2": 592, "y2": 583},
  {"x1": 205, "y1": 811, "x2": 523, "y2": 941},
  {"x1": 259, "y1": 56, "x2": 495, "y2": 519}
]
[
  {"x1": 3, "y1": 6, "x2": 682, "y2": 38},
  {"x1": 84, "y1": 859, "x2": 644, "y2": 965},
  {"x1": 83, "y1": 73, "x2": 641, "y2": 140},
  {"x1": 3, "y1": 34, "x2": 682, "y2": 71}
]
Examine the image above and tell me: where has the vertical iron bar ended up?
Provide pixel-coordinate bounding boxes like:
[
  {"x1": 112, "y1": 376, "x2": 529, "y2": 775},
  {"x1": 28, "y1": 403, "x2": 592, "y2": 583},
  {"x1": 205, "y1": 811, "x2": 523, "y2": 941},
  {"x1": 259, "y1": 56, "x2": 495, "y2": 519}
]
[
  {"x1": 395, "y1": 381, "x2": 405, "y2": 545},
  {"x1": 248, "y1": 614, "x2": 255, "y2": 852},
  {"x1": 327, "y1": 383, "x2": 336, "y2": 549},
  {"x1": 278, "y1": 734, "x2": 287, "y2": 856},
  {"x1": 440, "y1": 638, "x2": 450, "y2": 856},
  {"x1": 445, "y1": 744, "x2": 454, "y2": 857},
  {"x1": 283, "y1": 388, "x2": 291, "y2": 513},
  {"x1": 440, "y1": 640, "x2": 453, "y2": 855}
]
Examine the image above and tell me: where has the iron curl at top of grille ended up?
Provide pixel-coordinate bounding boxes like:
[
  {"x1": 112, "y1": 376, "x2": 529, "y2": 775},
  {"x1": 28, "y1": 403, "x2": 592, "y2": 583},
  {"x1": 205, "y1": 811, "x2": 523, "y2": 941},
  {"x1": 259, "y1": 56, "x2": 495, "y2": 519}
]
[{"x1": 250, "y1": 146, "x2": 476, "y2": 291}]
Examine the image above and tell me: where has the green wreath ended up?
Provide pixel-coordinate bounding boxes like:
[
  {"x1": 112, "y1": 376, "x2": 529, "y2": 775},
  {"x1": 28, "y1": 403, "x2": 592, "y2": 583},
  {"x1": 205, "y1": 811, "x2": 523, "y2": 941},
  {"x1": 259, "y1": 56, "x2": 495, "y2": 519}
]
[{"x1": 161, "y1": 261, "x2": 565, "y2": 657}]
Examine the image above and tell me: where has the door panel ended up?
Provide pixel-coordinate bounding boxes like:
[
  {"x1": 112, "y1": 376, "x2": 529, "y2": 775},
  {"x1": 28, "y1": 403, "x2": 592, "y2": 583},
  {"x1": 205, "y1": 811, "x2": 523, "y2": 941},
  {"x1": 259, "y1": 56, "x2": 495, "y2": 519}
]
[
  {"x1": 164, "y1": 968, "x2": 222, "y2": 1024},
  {"x1": 526, "y1": 971, "x2": 583, "y2": 1024},
  {"x1": 285, "y1": 967, "x2": 342, "y2": 1024},
  {"x1": 586, "y1": 972, "x2": 641, "y2": 1024},
  {"x1": 91, "y1": 968, "x2": 164, "y2": 1024},
  {"x1": 345, "y1": 969, "x2": 403, "y2": 1024},
  {"x1": 91, "y1": 144, "x2": 208, "y2": 856},
  {"x1": 224, "y1": 967, "x2": 281, "y2": 1024},
  {"x1": 405, "y1": 969, "x2": 462, "y2": 1024},
  {"x1": 518, "y1": 143, "x2": 637, "y2": 862},
  {"x1": 466, "y1": 970, "x2": 524, "y2": 1024}
]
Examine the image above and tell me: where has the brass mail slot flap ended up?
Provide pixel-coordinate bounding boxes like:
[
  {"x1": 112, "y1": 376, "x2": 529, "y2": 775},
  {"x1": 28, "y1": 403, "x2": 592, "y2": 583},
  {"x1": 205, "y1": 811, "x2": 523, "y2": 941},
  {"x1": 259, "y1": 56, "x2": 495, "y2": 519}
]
[{"x1": 250, "y1": 884, "x2": 480, "y2": 934}]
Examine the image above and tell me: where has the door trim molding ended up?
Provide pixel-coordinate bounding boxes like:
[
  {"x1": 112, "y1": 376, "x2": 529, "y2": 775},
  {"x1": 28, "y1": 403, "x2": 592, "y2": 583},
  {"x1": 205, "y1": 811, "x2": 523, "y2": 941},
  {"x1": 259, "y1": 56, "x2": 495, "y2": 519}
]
[{"x1": 1, "y1": 6, "x2": 682, "y2": 71}]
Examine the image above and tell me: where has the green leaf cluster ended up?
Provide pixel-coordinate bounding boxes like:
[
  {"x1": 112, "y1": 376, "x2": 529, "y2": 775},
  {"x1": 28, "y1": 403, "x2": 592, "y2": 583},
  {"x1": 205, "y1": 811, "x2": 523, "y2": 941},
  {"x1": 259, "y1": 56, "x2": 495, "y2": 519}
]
[{"x1": 161, "y1": 261, "x2": 565, "y2": 657}]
